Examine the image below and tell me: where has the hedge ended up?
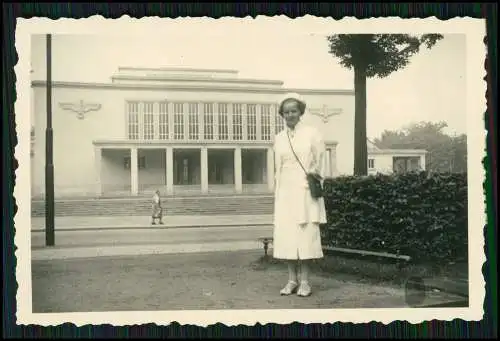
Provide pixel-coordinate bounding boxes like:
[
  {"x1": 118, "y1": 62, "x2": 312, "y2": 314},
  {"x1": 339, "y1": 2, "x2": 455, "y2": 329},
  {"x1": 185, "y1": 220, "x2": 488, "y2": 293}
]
[{"x1": 320, "y1": 172, "x2": 468, "y2": 264}]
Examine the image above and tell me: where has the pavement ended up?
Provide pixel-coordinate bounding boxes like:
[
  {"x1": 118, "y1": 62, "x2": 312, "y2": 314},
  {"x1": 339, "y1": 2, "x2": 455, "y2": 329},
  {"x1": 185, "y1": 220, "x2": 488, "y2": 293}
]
[
  {"x1": 30, "y1": 214, "x2": 273, "y2": 232},
  {"x1": 29, "y1": 214, "x2": 469, "y2": 304},
  {"x1": 30, "y1": 215, "x2": 274, "y2": 261},
  {"x1": 31, "y1": 224, "x2": 273, "y2": 261}
]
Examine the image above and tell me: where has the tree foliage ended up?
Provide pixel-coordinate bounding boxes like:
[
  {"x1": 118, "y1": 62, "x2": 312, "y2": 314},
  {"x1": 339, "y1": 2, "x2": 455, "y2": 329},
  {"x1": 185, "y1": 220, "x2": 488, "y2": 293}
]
[
  {"x1": 373, "y1": 121, "x2": 467, "y2": 173},
  {"x1": 326, "y1": 34, "x2": 444, "y2": 176},
  {"x1": 326, "y1": 34, "x2": 444, "y2": 78}
]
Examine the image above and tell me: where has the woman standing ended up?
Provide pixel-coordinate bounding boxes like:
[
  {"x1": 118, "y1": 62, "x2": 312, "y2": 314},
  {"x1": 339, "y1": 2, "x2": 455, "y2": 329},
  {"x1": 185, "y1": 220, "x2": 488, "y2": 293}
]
[
  {"x1": 273, "y1": 93, "x2": 327, "y2": 297},
  {"x1": 151, "y1": 189, "x2": 164, "y2": 225}
]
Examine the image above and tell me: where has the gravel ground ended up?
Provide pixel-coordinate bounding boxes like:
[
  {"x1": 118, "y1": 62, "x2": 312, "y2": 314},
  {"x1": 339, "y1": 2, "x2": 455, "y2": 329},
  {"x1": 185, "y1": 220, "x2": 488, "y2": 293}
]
[{"x1": 31, "y1": 250, "x2": 464, "y2": 313}]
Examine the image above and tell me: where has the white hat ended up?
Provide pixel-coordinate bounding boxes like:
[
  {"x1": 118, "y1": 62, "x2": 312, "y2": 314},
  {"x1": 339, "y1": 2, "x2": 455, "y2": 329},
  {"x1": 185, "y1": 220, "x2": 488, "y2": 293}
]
[{"x1": 279, "y1": 92, "x2": 306, "y2": 106}]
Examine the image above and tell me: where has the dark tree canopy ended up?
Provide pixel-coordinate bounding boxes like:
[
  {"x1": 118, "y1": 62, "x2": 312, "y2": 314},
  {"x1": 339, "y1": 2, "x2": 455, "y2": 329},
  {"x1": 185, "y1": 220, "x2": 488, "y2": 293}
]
[
  {"x1": 326, "y1": 33, "x2": 444, "y2": 176},
  {"x1": 326, "y1": 34, "x2": 444, "y2": 78}
]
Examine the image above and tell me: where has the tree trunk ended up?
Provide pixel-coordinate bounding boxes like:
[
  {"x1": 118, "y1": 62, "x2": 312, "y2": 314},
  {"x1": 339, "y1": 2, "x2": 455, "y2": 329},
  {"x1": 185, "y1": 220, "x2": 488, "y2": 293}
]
[{"x1": 353, "y1": 66, "x2": 368, "y2": 176}]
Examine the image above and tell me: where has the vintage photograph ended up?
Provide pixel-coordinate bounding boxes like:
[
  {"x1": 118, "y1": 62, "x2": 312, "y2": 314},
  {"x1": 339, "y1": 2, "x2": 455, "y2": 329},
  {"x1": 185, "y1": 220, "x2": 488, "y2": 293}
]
[{"x1": 15, "y1": 16, "x2": 486, "y2": 326}]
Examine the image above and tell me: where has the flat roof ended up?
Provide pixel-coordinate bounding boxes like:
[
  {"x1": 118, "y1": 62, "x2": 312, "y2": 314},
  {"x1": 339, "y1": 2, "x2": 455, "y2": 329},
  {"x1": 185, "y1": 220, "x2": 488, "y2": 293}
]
[
  {"x1": 31, "y1": 80, "x2": 354, "y2": 95},
  {"x1": 118, "y1": 66, "x2": 239, "y2": 74}
]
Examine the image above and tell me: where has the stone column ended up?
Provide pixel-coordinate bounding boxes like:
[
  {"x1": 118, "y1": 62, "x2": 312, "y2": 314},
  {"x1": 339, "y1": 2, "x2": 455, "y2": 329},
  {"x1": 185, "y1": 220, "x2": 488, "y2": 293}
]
[
  {"x1": 330, "y1": 145, "x2": 338, "y2": 176},
  {"x1": 324, "y1": 148, "x2": 331, "y2": 178},
  {"x1": 94, "y1": 146, "x2": 102, "y2": 196},
  {"x1": 201, "y1": 147, "x2": 208, "y2": 193},
  {"x1": 130, "y1": 147, "x2": 139, "y2": 195},
  {"x1": 234, "y1": 147, "x2": 242, "y2": 193},
  {"x1": 165, "y1": 147, "x2": 174, "y2": 195},
  {"x1": 266, "y1": 147, "x2": 275, "y2": 191},
  {"x1": 420, "y1": 154, "x2": 426, "y2": 171}
]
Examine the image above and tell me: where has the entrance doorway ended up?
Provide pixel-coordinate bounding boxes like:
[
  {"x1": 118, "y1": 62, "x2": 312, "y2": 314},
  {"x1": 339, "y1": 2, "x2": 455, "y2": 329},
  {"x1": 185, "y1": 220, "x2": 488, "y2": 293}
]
[
  {"x1": 173, "y1": 149, "x2": 201, "y2": 185},
  {"x1": 208, "y1": 149, "x2": 234, "y2": 185},
  {"x1": 242, "y1": 149, "x2": 267, "y2": 185}
]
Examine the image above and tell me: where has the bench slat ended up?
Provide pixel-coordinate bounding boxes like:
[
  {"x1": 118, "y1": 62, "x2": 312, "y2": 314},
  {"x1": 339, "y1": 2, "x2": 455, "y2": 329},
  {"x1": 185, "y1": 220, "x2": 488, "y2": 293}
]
[
  {"x1": 257, "y1": 237, "x2": 411, "y2": 262},
  {"x1": 323, "y1": 245, "x2": 411, "y2": 261}
]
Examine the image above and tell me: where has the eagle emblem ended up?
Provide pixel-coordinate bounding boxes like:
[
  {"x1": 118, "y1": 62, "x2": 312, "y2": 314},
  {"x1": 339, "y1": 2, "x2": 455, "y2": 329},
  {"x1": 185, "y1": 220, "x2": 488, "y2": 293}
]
[
  {"x1": 59, "y1": 100, "x2": 102, "y2": 120},
  {"x1": 309, "y1": 105, "x2": 342, "y2": 123}
]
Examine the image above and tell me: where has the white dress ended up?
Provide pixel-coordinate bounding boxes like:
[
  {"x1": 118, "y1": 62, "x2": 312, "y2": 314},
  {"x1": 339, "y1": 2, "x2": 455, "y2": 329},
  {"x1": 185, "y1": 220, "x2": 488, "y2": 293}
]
[{"x1": 273, "y1": 120, "x2": 327, "y2": 260}]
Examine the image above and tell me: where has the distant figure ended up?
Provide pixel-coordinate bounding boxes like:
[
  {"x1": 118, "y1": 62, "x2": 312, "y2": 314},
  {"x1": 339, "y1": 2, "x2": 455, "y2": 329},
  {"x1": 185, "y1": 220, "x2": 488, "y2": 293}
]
[
  {"x1": 151, "y1": 190, "x2": 163, "y2": 225},
  {"x1": 273, "y1": 92, "x2": 327, "y2": 297}
]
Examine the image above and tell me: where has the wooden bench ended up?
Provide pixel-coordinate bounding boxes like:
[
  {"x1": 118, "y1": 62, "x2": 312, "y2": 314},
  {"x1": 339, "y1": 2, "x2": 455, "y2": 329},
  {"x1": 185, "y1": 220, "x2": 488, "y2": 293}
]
[
  {"x1": 322, "y1": 245, "x2": 412, "y2": 269},
  {"x1": 257, "y1": 237, "x2": 412, "y2": 268}
]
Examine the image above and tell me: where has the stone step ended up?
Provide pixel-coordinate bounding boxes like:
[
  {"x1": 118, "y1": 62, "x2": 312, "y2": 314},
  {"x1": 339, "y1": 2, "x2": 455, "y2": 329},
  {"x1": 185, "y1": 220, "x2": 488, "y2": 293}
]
[{"x1": 31, "y1": 195, "x2": 275, "y2": 217}]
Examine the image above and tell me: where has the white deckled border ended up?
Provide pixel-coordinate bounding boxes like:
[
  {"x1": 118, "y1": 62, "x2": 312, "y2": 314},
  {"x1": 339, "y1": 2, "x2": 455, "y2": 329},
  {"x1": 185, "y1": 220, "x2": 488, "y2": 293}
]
[{"x1": 14, "y1": 15, "x2": 487, "y2": 327}]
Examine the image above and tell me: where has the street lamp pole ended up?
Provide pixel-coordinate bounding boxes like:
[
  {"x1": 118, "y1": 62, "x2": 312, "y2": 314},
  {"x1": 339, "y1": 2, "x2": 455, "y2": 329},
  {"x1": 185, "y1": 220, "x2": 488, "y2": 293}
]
[{"x1": 45, "y1": 34, "x2": 55, "y2": 246}]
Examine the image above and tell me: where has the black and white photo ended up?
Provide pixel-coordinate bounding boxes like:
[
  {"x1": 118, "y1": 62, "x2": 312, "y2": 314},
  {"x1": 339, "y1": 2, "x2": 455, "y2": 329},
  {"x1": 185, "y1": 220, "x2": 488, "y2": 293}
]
[{"x1": 14, "y1": 16, "x2": 486, "y2": 326}]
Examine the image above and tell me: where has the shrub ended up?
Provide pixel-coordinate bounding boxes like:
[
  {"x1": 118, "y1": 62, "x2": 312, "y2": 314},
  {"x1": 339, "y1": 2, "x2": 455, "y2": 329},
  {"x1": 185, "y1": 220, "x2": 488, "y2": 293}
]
[{"x1": 320, "y1": 172, "x2": 468, "y2": 264}]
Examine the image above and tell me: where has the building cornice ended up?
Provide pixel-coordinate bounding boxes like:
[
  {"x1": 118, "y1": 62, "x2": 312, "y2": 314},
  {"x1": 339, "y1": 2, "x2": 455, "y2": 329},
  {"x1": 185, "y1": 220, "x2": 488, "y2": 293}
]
[
  {"x1": 31, "y1": 80, "x2": 354, "y2": 95},
  {"x1": 111, "y1": 75, "x2": 284, "y2": 86},
  {"x1": 118, "y1": 66, "x2": 239, "y2": 74},
  {"x1": 93, "y1": 139, "x2": 274, "y2": 148},
  {"x1": 93, "y1": 139, "x2": 339, "y2": 148}
]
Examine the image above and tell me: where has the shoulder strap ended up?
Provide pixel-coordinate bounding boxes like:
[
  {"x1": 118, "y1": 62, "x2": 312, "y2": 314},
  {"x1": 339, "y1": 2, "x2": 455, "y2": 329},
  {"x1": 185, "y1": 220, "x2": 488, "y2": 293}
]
[{"x1": 286, "y1": 130, "x2": 308, "y2": 176}]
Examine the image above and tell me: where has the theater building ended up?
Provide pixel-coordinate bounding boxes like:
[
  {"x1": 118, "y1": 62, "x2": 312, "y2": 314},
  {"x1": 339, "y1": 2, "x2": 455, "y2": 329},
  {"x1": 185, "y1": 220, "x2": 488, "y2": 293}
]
[{"x1": 30, "y1": 67, "x2": 355, "y2": 198}]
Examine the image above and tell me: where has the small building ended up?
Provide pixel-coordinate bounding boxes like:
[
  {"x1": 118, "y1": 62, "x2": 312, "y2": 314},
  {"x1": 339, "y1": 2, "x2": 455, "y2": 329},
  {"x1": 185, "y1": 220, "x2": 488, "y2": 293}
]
[
  {"x1": 31, "y1": 67, "x2": 356, "y2": 198},
  {"x1": 367, "y1": 140, "x2": 427, "y2": 175}
]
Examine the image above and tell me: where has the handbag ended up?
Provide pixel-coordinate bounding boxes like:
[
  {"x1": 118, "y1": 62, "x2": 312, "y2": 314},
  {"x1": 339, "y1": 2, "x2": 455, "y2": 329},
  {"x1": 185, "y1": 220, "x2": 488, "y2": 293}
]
[{"x1": 286, "y1": 131, "x2": 324, "y2": 199}]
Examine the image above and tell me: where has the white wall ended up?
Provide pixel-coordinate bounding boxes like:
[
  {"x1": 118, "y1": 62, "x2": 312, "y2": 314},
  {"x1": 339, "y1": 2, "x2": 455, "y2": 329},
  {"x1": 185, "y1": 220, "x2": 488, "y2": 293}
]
[
  {"x1": 368, "y1": 152, "x2": 427, "y2": 175},
  {"x1": 101, "y1": 149, "x2": 130, "y2": 191},
  {"x1": 32, "y1": 83, "x2": 354, "y2": 197},
  {"x1": 299, "y1": 93, "x2": 355, "y2": 176},
  {"x1": 33, "y1": 86, "x2": 124, "y2": 197},
  {"x1": 368, "y1": 154, "x2": 394, "y2": 175}
]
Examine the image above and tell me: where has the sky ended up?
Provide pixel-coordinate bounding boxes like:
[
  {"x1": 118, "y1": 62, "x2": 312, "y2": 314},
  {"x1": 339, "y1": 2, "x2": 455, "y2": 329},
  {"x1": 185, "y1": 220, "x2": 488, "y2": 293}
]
[{"x1": 31, "y1": 30, "x2": 467, "y2": 139}]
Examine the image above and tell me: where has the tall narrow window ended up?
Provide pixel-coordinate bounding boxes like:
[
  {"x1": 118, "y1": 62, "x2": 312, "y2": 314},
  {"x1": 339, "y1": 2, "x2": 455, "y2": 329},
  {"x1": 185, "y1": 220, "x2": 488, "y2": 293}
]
[
  {"x1": 274, "y1": 104, "x2": 285, "y2": 134},
  {"x1": 203, "y1": 103, "x2": 214, "y2": 140},
  {"x1": 232, "y1": 104, "x2": 243, "y2": 140},
  {"x1": 260, "y1": 104, "x2": 271, "y2": 141},
  {"x1": 188, "y1": 102, "x2": 199, "y2": 140},
  {"x1": 218, "y1": 103, "x2": 228, "y2": 140},
  {"x1": 159, "y1": 101, "x2": 169, "y2": 140},
  {"x1": 247, "y1": 104, "x2": 257, "y2": 141},
  {"x1": 143, "y1": 102, "x2": 155, "y2": 140},
  {"x1": 127, "y1": 101, "x2": 139, "y2": 140},
  {"x1": 368, "y1": 158, "x2": 375, "y2": 169},
  {"x1": 173, "y1": 102, "x2": 184, "y2": 140}
]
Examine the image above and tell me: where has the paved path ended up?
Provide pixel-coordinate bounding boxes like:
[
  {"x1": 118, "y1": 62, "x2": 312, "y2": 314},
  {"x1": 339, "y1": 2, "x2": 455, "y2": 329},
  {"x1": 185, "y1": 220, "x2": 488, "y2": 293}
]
[
  {"x1": 30, "y1": 214, "x2": 273, "y2": 231},
  {"x1": 32, "y1": 240, "x2": 266, "y2": 261},
  {"x1": 31, "y1": 225, "x2": 273, "y2": 260}
]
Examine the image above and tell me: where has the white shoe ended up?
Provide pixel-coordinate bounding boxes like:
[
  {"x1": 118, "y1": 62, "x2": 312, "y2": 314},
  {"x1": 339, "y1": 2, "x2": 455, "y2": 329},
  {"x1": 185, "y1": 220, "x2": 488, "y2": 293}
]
[
  {"x1": 280, "y1": 281, "x2": 298, "y2": 295},
  {"x1": 297, "y1": 281, "x2": 312, "y2": 297}
]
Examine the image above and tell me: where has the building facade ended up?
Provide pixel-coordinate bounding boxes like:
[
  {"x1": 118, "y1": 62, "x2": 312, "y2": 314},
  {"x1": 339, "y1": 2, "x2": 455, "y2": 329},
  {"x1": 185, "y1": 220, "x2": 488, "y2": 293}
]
[
  {"x1": 31, "y1": 67, "x2": 355, "y2": 198},
  {"x1": 367, "y1": 140, "x2": 427, "y2": 175}
]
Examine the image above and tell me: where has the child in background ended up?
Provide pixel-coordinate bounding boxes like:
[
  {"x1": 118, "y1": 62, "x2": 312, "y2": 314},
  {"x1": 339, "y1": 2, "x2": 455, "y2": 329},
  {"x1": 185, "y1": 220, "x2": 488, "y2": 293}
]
[{"x1": 151, "y1": 189, "x2": 163, "y2": 225}]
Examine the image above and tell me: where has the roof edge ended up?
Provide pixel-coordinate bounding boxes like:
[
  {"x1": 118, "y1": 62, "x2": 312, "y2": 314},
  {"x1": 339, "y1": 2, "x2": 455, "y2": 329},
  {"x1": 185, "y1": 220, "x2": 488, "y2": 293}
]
[
  {"x1": 118, "y1": 66, "x2": 239, "y2": 74},
  {"x1": 31, "y1": 80, "x2": 355, "y2": 95},
  {"x1": 111, "y1": 75, "x2": 284, "y2": 86}
]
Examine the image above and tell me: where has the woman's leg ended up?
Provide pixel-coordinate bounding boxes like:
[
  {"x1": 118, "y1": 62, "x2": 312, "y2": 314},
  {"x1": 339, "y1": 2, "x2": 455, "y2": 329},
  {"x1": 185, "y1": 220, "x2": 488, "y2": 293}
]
[
  {"x1": 299, "y1": 260, "x2": 310, "y2": 283},
  {"x1": 280, "y1": 260, "x2": 299, "y2": 295},
  {"x1": 297, "y1": 260, "x2": 312, "y2": 297},
  {"x1": 287, "y1": 260, "x2": 298, "y2": 283}
]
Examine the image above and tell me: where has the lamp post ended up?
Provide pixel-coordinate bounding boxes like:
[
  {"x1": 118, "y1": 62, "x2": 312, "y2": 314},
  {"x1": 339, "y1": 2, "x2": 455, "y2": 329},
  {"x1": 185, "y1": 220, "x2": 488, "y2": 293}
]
[{"x1": 45, "y1": 34, "x2": 55, "y2": 246}]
